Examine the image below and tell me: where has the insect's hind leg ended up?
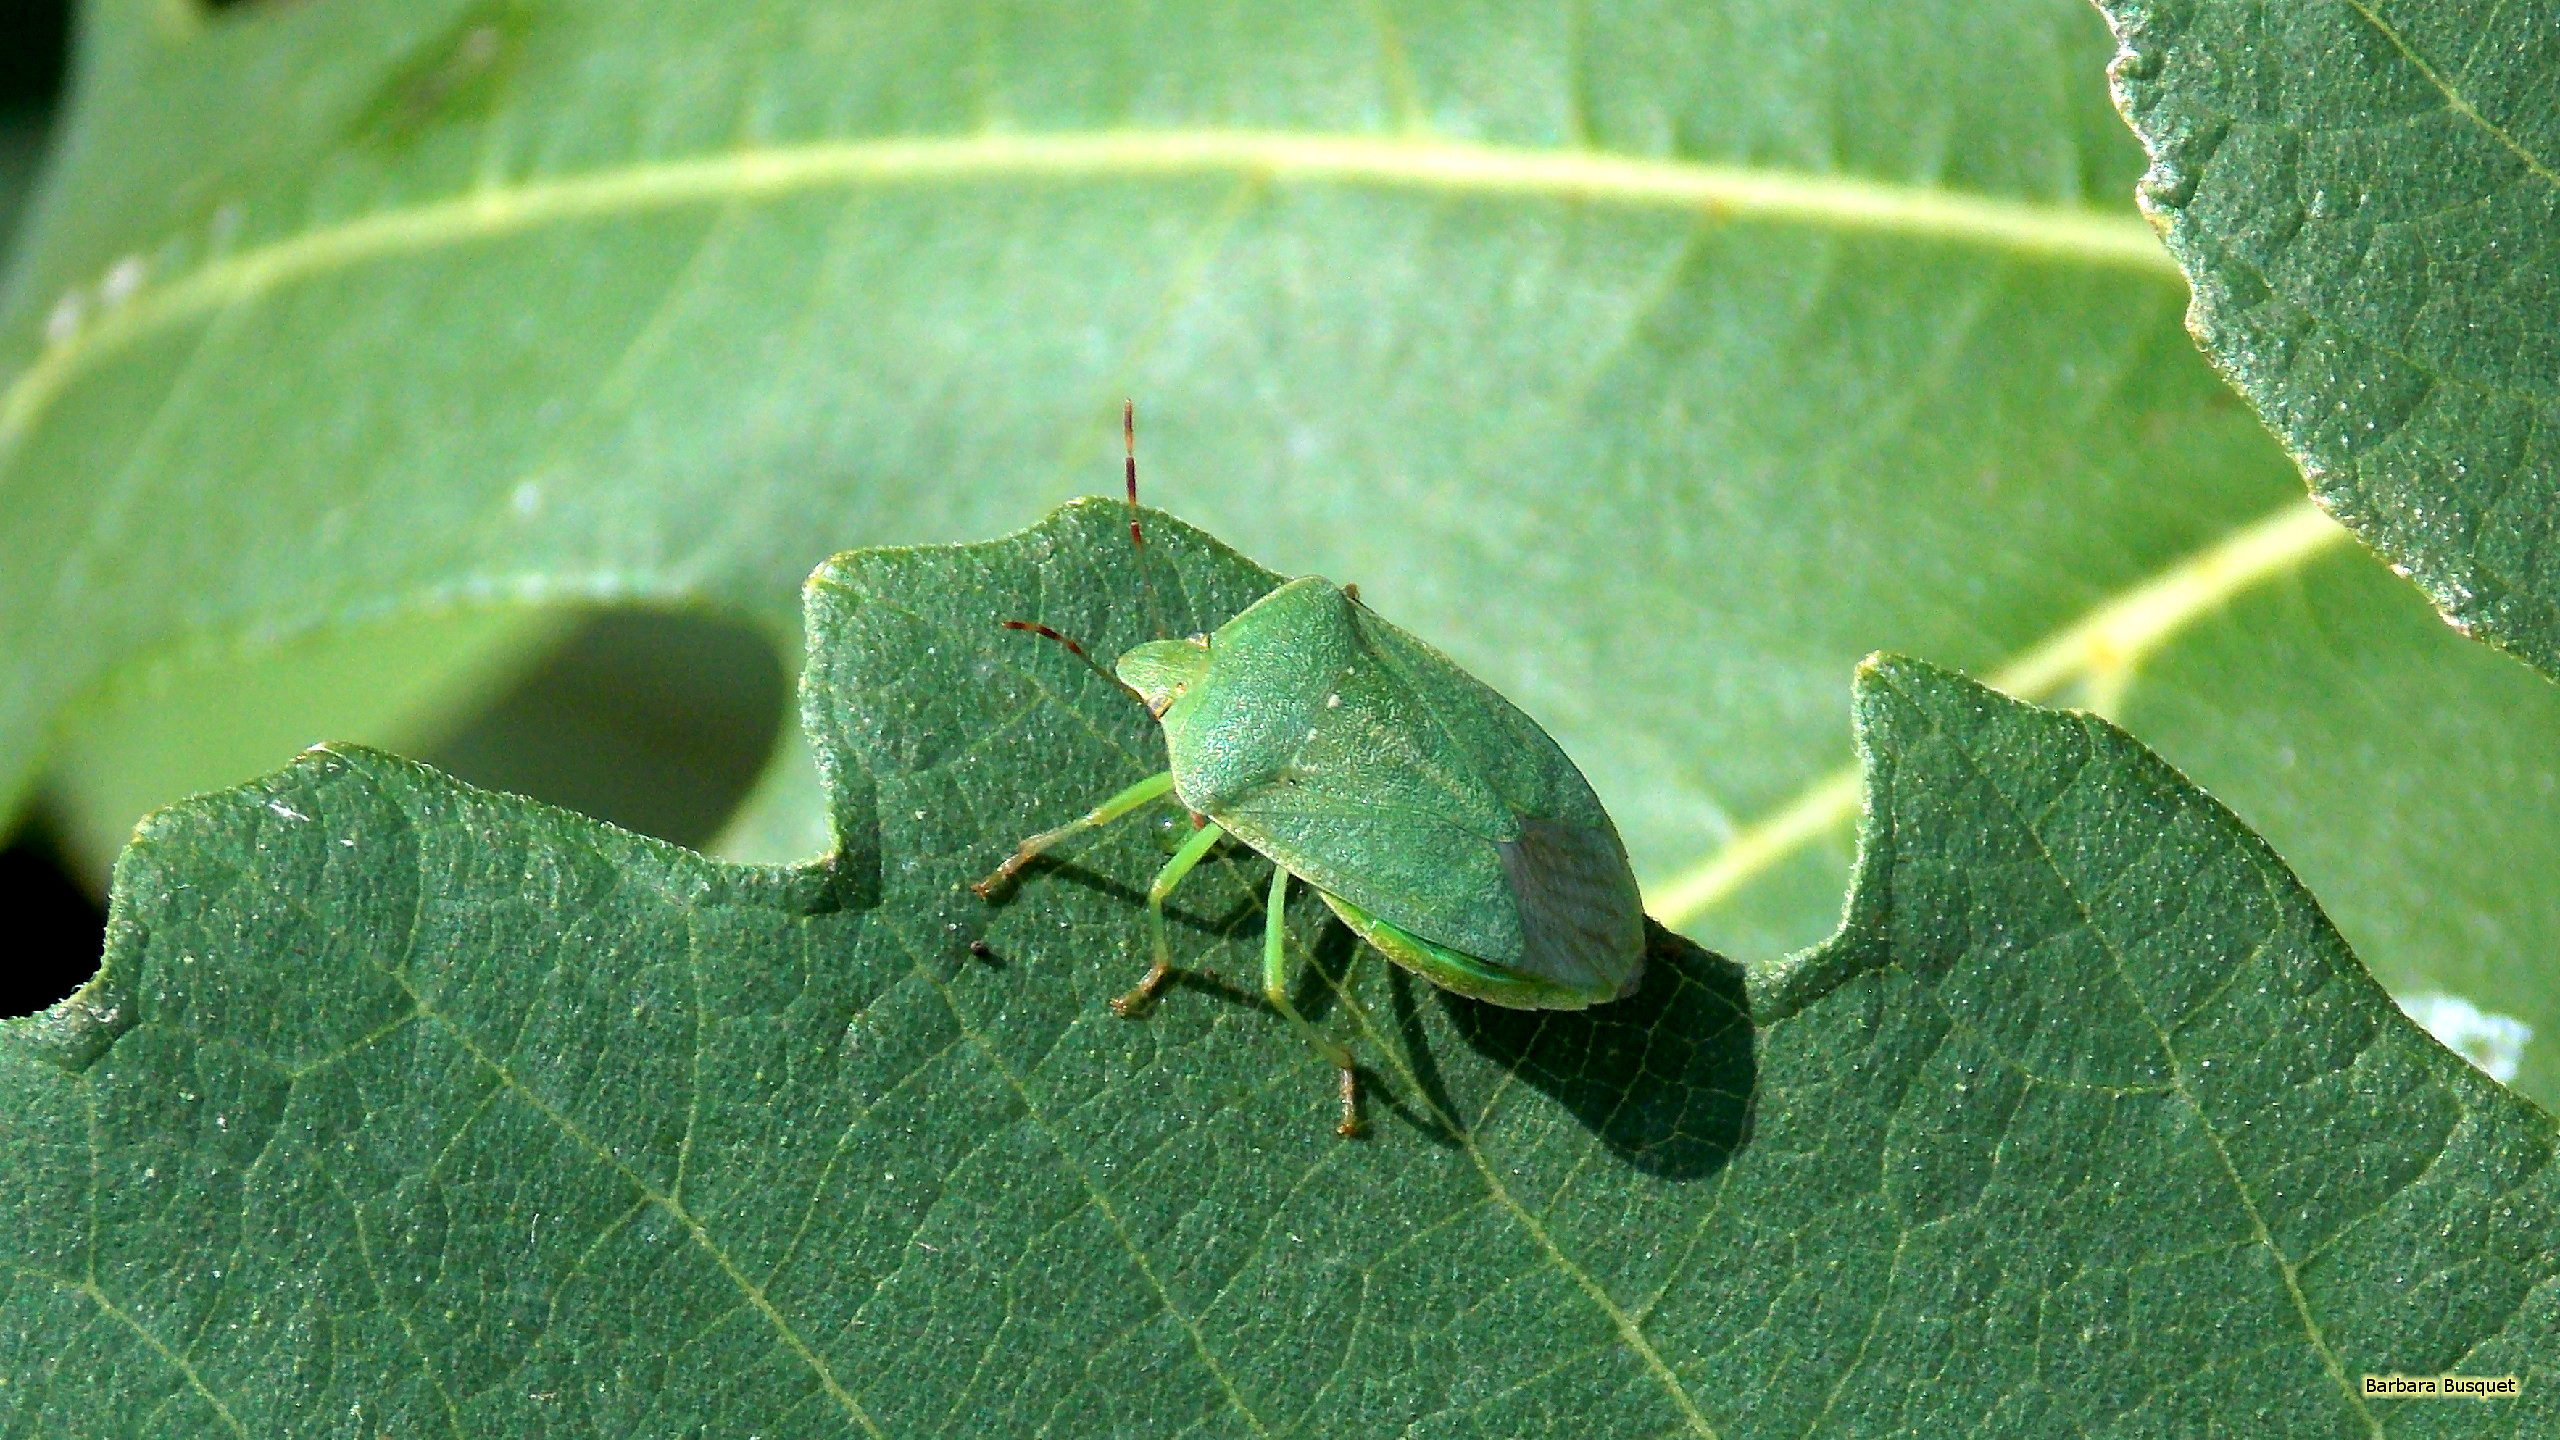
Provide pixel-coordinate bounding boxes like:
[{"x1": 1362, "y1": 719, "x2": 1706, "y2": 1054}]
[
  {"x1": 1262, "y1": 869, "x2": 1362, "y2": 1138},
  {"x1": 1111, "y1": 815, "x2": 1226, "y2": 1018},
  {"x1": 972, "y1": 771, "x2": 1177, "y2": 897}
]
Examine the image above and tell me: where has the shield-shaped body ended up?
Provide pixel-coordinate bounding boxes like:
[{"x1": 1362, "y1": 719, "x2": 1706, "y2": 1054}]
[{"x1": 1116, "y1": 576, "x2": 1644, "y2": 1008}]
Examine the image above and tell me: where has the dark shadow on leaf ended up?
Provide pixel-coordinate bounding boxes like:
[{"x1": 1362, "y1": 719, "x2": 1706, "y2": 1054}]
[
  {"x1": 0, "y1": 814, "x2": 104, "y2": 1019},
  {"x1": 1443, "y1": 919, "x2": 1755, "y2": 1180},
  {"x1": 1285, "y1": 895, "x2": 1353, "y2": 1024},
  {"x1": 1378, "y1": 963, "x2": 1467, "y2": 1149},
  {"x1": 428, "y1": 606, "x2": 790, "y2": 856},
  {"x1": 983, "y1": 857, "x2": 1148, "y2": 914},
  {"x1": 1140, "y1": 888, "x2": 1352, "y2": 1020},
  {"x1": 977, "y1": 857, "x2": 1264, "y2": 945},
  {"x1": 976, "y1": 857, "x2": 1301, "y2": 1003}
]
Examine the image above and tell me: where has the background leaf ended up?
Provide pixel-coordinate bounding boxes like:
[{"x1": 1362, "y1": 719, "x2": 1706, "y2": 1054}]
[
  {"x1": 7, "y1": 504, "x2": 2551, "y2": 1435},
  {"x1": 2098, "y1": 0, "x2": 2560, "y2": 675},
  {"x1": 7, "y1": 0, "x2": 2560, "y2": 1108}
]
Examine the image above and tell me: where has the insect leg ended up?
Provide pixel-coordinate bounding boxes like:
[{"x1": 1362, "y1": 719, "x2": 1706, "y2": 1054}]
[
  {"x1": 971, "y1": 771, "x2": 1176, "y2": 897},
  {"x1": 1112, "y1": 816, "x2": 1227, "y2": 1017},
  {"x1": 1260, "y1": 868, "x2": 1362, "y2": 1138}
]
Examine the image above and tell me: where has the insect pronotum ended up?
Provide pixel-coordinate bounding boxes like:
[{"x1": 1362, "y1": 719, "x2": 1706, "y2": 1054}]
[{"x1": 973, "y1": 404, "x2": 1645, "y2": 1135}]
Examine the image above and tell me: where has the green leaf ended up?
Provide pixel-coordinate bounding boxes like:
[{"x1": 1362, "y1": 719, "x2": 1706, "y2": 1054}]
[
  {"x1": 9, "y1": 2, "x2": 2560, "y2": 1112},
  {"x1": 2096, "y1": 0, "x2": 2560, "y2": 673},
  {"x1": 8, "y1": 504, "x2": 2553, "y2": 1434},
  {"x1": 0, "y1": 108, "x2": 47, "y2": 258},
  {"x1": 42, "y1": 606, "x2": 571, "y2": 875}
]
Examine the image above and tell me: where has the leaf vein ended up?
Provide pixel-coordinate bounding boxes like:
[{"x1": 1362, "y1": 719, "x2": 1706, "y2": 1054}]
[
  {"x1": 386, "y1": 977, "x2": 889, "y2": 1437},
  {"x1": 2336, "y1": 0, "x2": 2560, "y2": 190},
  {"x1": 1323, "y1": 982, "x2": 1723, "y2": 1437},
  {"x1": 1870, "y1": 668, "x2": 2383, "y2": 1435},
  {"x1": 1650, "y1": 498, "x2": 2353, "y2": 927},
  {"x1": 0, "y1": 129, "x2": 2174, "y2": 480},
  {"x1": 895, "y1": 932, "x2": 1280, "y2": 1437},
  {"x1": 323, "y1": 1162, "x2": 470, "y2": 1440}
]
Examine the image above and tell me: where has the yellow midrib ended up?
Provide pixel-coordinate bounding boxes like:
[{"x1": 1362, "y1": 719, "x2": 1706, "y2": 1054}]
[
  {"x1": 1647, "y1": 498, "x2": 2357, "y2": 927},
  {"x1": 0, "y1": 127, "x2": 2174, "y2": 455}
]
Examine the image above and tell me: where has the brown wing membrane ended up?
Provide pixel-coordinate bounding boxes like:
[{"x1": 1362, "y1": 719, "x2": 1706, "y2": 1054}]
[{"x1": 1499, "y1": 816, "x2": 1646, "y2": 1001}]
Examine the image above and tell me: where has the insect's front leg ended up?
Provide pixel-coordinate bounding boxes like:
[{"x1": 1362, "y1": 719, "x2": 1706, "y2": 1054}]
[{"x1": 970, "y1": 771, "x2": 1176, "y2": 897}]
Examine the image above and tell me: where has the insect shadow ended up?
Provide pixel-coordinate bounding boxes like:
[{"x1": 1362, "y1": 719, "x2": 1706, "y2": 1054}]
[
  {"x1": 1428, "y1": 920, "x2": 1755, "y2": 1181},
  {"x1": 984, "y1": 853, "x2": 1752, "y2": 1173},
  {"x1": 1006, "y1": 852, "x2": 1473, "y2": 1136},
  {"x1": 997, "y1": 851, "x2": 1325, "y2": 1003}
]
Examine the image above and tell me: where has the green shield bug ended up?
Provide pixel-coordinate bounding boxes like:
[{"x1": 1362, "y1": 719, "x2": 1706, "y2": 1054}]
[{"x1": 973, "y1": 404, "x2": 1645, "y2": 1136}]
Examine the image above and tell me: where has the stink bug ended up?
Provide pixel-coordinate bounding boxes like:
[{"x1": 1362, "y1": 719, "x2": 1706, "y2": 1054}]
[{"x1": 972, "y1": 404, "x2": 1645, "y2": 1135}]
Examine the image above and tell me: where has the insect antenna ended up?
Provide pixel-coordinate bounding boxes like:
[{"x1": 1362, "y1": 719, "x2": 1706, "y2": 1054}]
[
  {"x1": 998, "y1": 619, "x2": 1150, "y2": 707},
  {"x1": 1123, "y1": 398, "x2": 1166, "y2": 639}
]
